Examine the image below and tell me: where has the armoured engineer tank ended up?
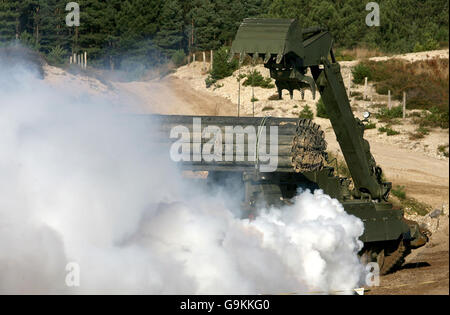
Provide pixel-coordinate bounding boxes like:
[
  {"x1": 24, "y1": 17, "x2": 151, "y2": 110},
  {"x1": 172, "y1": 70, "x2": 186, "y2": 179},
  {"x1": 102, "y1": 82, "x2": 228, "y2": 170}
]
[{"x1": 147, "y1": 18, "x2": 429, "y2": 275}]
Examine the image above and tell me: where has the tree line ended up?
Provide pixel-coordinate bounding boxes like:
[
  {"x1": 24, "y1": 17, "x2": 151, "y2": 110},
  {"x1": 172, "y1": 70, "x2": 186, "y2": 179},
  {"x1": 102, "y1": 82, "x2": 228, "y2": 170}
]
[{"x1": 0, "y1": 0, "x2": 448, "y2": 70}]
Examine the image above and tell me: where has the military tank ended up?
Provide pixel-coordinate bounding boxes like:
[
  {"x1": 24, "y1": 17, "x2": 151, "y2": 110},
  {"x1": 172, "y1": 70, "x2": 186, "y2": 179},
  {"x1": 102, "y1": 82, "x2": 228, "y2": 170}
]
[{"x1": 149, "y1": 18, "x2": 428, "y2": 275}]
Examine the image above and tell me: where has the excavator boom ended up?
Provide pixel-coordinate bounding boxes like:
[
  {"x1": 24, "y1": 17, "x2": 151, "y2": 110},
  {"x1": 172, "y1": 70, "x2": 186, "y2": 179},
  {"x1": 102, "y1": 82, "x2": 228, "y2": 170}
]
[{"x1": 230, "y1": 18, "x2": 390, "y2": 200}]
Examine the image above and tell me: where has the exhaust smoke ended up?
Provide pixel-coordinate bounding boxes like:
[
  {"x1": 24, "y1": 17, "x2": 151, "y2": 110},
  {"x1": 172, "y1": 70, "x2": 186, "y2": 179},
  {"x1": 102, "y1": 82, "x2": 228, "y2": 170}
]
[{"x1": 0, "y1": 50, "x2": 365, "y2": 294}]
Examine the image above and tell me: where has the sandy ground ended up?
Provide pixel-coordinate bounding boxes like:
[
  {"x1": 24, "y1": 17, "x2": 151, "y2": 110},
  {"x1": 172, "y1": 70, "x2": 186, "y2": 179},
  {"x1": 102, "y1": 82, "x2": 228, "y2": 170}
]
[
  {"x1": 366, "y1": 217, "x2": 449, "y2": 295},
  {"x1": 43, "y1": 49, "x2": 449, "y2": 295}
]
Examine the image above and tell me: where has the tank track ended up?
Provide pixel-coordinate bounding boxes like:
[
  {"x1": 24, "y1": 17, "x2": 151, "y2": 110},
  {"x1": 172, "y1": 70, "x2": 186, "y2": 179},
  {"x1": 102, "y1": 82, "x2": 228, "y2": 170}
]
[
  {"x1": 361, "y1": 237, "x2": 412, "y2": 276},
  {"x1": 291, "y1": 119, "x2": 327, "y2": 172}
]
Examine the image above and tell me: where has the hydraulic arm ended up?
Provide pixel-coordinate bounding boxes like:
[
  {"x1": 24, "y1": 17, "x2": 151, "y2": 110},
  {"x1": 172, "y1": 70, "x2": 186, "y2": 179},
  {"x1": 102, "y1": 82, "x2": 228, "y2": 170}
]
[{"x1": 230, "y1": 18, "x2": 391, "y2": 201}]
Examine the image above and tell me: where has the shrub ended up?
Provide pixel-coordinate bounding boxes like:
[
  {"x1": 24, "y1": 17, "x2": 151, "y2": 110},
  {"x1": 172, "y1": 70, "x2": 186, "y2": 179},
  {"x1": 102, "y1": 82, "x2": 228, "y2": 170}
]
[
  {"x1": 205, "y1": 76, "x2": 217, "y2": 88},
  {"x1": 408, "y1": 126, "x2": 430, "y2": 140},
  {"x1": 413, "y1": 33, "x2": 440, "y2": 52},
  {"x1": 364, "y1": 121, "x2": 376, "y2": 130},
  {"x1": 242, "y1": 70, "x2": 274, "y2": 88},
  {"x1": 299, "y1": 105, "x2": 314, "y2": 120},
  {"x1": 46, "y1": 45, "x2": 67, "y2": 66},
  {"x1": 378, "y1": 126, "x2": 400, "y2": 136},
  {"x1": 437, "y1": 144, "x2": 449, "y2": 157},
  {"x1": 375, "y1": 106, "x2": 403, "y2": 121},
  {"x1": 375, "y1": 84, "x2": 389, "y2": 95},
  {"x1": 352, "y1": 63, "x2": 372, "y2": 84},
  {"x1": 209, "y1": 46, "x2": 238, "y2": 81},
  {"x1": 171, "y1": 50, "x2": 186, "y2": 67},
  {"x1": 416, "y1": 107, "x2": 449, "y2": 129},
  {"x1": 316, "y1": 97, "x2": 329, "y2": 118}
]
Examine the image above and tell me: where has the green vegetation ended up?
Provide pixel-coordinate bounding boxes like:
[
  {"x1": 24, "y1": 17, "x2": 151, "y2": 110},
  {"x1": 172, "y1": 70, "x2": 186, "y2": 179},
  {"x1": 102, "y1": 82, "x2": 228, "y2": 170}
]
[
  {"x1": 413, "y1": 33, "x2": 440, "y2": 52},
  {"x1": 299, "y1": 105, "x2": 314, "y2": 120},
  {"x1": 364, "y1": 121, "x2": 376, "y2": 130},
  {"x1": 0, "y1": 1, "x2": 447, "y2": 73},
  {"x1": 315, "y1": 98, "x2": 329, "y2": 118},
  {"x1": 375, "y1": 106, "x2": 403, "y2": 122},
  {"x1": 352, "y1": 63, "x2": 372, "y2": 84},
  {"x1": 205, "y1": 46, "x2": 238, "y2": 87},
  {"x1": 390, "y1": 185, "x2": 431, "y2": 216},
  {"x1": 402, "y1": 198, "x2": 432, "y2": 216},
  {"x1": 391, "y1": 185, "x2": 406, "y2": 199},
  {"x1": 242, "y1": 70, "x2": 274, "y2": 88},
  {"x1": 408, "y1": 126, "x2": 430, "y2": 140},
  {"x1": 378, "y1": 126, "x2": 400, "y2": 136},
  {"x1": 46, "y1": 45, "x2": 67, "y2": 66},
  {"x1": 266, "y1": 0, "x2": 448, "y2": 53},
  {"x1": 171, "y1": 50, "x2": 187, "y2": 67},
  {"x1": 438, "y1": 144, "x2": 449, "y2": 157},
  {"x1": 412, "y1": 107, "x2": 450, "y2": 129},
  {"x1": 352, "y1": 58, "x2": 449, "y2": 129},
  {"x1": 209, "y1": 47, "x2": 238, "y2": 80}
]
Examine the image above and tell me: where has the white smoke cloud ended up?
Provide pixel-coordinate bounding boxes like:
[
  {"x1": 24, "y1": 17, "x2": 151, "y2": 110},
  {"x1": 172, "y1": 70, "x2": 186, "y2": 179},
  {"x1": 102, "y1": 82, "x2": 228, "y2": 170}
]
[{"x1": 0, "y1": 49, "x2": 365, "y2": 294}]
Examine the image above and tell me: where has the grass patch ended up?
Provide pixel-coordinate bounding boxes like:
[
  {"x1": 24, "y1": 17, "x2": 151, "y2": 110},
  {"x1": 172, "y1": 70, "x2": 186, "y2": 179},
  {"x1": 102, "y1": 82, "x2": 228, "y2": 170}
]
[
  {"x1": 408, "y1": 126, "x2": 430, "y2": 140},
  {"x1": 402, "y1": 198, "x2": 432, "y2": 216},
  {"x1": 364, "y1": 121, "x2": 376, "y2": 130},
  {"x1": 299, "y1": 105, "x2": 314, "y2": 120},
  {"x1": 390, "y1": 185, "x2": 431, "y2": 216},
  {"x1": 391, "y1": 185, "x2": 406, "y2": 199},
  {"x1": 375, "y1": 105, "x2": 403, "y2": 121},
  {"x1": 378, "y1": 126, "x2": 400, "y2": 136}
]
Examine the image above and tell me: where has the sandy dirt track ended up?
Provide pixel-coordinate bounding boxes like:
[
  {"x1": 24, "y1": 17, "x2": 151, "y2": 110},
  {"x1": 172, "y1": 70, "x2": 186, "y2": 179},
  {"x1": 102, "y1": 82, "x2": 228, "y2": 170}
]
[{"x1": 114, "y1": 76, "x2": 236, "y2": 116}]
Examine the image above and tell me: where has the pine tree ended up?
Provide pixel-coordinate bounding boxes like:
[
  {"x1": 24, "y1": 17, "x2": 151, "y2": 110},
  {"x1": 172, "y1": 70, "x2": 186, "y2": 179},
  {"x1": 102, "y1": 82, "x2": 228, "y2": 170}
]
[
  {"x1": 155, "y1": 0, "x2": 184, "y2": 57},
  {"x1": 0, "y1": 0, "x2": 25, "y2": 42},
  {"x1": 187, "y1": 0, "x2": 221, "y2": 51}
]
